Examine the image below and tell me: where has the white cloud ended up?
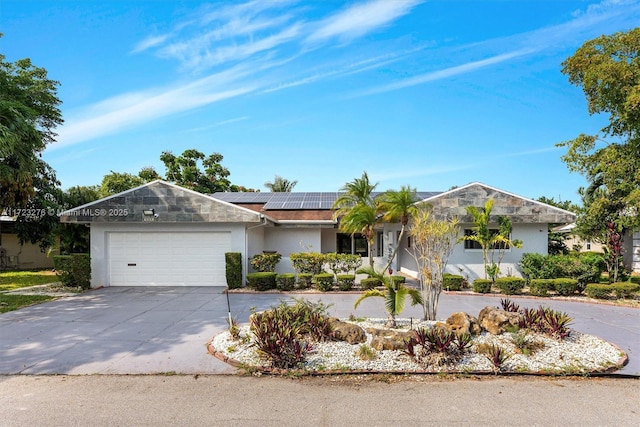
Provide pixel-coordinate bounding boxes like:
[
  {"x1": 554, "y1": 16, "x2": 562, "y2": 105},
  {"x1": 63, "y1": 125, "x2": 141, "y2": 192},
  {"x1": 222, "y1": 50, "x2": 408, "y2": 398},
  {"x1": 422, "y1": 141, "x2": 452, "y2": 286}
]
[{"x1": 130, "y1": 34, "x2": 171, "y2": 54}]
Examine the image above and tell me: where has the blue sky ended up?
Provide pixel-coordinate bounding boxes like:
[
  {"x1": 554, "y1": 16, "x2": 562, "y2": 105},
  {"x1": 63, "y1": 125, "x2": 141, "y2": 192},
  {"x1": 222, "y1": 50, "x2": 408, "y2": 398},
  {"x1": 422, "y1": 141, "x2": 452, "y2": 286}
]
[{"x1": 3, "y1": 1, "x2": 639, "y2": 202}]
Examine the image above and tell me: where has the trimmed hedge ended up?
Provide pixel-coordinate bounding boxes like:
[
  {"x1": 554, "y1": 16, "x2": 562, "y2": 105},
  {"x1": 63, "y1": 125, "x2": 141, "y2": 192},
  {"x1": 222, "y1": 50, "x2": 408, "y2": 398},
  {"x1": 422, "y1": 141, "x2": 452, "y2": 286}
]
[
  {"x1": 473, "y1": 279, "x2": 492, "y2": 294},
  {"x1": 553, "y1": 278, "x2": 579, "y2": 296},
  {"x1": 495, "y1": 277, "x2": 525, "y2": 295},
  {"x1": 53, "y1": 254, "x2": 91, "y2": 290},
  {"x1": 290, "y1": 252, "x2": 326, "y2": 275},
  {"x1": 612, "y1": 282, "x2": 640, "y2": 299},
  {"x1": 360, "y1": 277, "x2": 382, "y2": 290},
  {"x1": 297, "y1": 273, "x2": 313, "y2": 289},
  {"x1": 225, "y1": 252, "x2": 243, "y2": 289},
  {"x1": 313, "y1": 273, "x2": 334, "y2": 291},
  {"x1": 250, "y1": 252, "x2": 282, "y2": 272},
  {"x1": 529, "y1": 279, "x2": 554, "y2": 297},
  {"x1": 585, "y1": 283, "x2": 612, "y2": 299},
  {"x1": 337, "y1": 274, "x2": 355, "y2": 291},
  {"x1": 629, "y1": 276, "x2": 640, "y2": 285},
  {"x1": 276, "y1": 273, "x2": 296, "y2": 291},
  {"x1": 389, "y1": 275, "x2": 406, "y2": 288},
  {"x1": 443, "y1": 274, "x2": 464, "y2": 291},
  {"x1": 247, "y1": 272, "x2": 277, "y2": 291}
]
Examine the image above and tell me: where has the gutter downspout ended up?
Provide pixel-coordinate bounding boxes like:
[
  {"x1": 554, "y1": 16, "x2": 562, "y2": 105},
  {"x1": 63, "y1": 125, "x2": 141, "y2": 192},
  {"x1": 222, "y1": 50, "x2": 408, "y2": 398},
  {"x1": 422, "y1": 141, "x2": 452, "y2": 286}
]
[{"x1": 245, "y1": 214, "x2": 267, "y2": 283}]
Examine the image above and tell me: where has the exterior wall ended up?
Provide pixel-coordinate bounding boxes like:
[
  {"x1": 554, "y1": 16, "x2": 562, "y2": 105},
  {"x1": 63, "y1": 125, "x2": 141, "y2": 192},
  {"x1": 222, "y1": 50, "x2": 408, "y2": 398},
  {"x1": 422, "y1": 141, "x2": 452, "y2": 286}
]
[
  {"x1": 321, "y1": 228, "x2": 337, "y2": 253},
  {"x1": 399, "y1": 223, "x2": 545, "y2": 281},
  {"x1": 0, "y1": 233, "x2": 56, "y2": 269},
  {"x1": 563, "y1": 234, "x2": 605, "y2": 253},
  {"x1": 263, "y1": 228, "x2": 323, "y2": 273},
  {"x1": 89, "y1": 222, "x2": 246, "y2": 288}
]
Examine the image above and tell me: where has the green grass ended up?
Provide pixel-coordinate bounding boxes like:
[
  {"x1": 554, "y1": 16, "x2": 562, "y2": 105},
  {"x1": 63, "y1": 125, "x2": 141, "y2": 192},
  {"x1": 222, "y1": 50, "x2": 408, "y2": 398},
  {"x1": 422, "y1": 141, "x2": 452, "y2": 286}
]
[
  {"x1": 0, "y1": 294, "x2": 55, "y2": 313},
  {"x1": 0, "y1": 270, "x2": 58, "y2": 291}
]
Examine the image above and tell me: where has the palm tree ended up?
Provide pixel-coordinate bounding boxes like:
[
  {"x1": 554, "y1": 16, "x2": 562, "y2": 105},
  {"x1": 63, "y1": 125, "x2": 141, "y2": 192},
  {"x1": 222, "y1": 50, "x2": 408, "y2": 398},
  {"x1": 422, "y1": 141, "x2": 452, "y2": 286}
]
[
  {"x1": 376, "y1": 186, "x2": 419, "y2": 272},
  {"x1": 354, "y1": 266, "x2": 423, "y2": 327},
  {"x1": 332, "y1": 172, "x2": 379, "y2": 267},
  {"x1": 264, "y1": 175, "x2": 298, "y2": 192}
]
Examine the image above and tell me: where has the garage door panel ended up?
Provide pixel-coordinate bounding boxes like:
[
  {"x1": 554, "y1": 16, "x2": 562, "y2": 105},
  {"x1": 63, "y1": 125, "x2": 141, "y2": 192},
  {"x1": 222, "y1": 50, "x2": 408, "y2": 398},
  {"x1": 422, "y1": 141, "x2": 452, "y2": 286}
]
[{"x1": 108, "y1": 231, "x2": 231, "y2": 286}]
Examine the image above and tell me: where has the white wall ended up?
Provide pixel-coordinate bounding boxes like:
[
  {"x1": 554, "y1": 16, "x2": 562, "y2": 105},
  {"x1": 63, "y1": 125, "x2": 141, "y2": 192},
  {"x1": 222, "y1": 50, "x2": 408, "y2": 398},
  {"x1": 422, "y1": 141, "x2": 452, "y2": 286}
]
[
  {"x1": 90, "y1": 223, "x2": 246, "y2": 288},
  {"x1": 263, "y1": 228, "x2": 322, "y2": 273}
]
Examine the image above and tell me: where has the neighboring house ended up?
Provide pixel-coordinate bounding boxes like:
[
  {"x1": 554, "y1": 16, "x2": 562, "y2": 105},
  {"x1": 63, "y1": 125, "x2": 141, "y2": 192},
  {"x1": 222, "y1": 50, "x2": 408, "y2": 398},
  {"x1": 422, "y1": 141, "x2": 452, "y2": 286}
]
[
  {"x1": 0, "y1": 216, "x2": 55, "y2": 270},
  {"x1": 61, "y1": 180, "x2": 577, "y2": 288},
  {"x1": 552, "y1": 223, "x2": 605, "y2": 253}
]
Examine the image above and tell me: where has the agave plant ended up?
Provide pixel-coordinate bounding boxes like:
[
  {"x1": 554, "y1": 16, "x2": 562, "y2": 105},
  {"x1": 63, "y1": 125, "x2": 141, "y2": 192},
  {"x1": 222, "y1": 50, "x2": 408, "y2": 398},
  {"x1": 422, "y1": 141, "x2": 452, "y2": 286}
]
[{"x1": 354, "y1": 266, "x2": 422, "y2": 328}]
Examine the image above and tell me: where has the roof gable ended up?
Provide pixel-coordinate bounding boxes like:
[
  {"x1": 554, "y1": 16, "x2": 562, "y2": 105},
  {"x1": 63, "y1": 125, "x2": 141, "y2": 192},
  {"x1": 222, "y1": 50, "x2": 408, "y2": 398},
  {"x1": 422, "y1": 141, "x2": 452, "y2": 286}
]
[
  {"x1": 419, "y1": 182, "x2": 576, "y2": 224},
  {"x1": 61, "y1": 180, "x2": 263, "y2": 223}
]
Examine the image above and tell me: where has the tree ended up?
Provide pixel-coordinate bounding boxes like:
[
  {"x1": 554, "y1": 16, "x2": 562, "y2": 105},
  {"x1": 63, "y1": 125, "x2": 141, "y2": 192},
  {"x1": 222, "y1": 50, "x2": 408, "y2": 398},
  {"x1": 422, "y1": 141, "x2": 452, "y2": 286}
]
[
  {"x1": 0, "y1": 40, "x2": 63, "y2": 208},
  {"x1": 407, "y1": 206, "x2": 459, "y2": 321},
  {"x1": 354, "y1": 266, "x2": 422, "y2": 328},
  {"x1": 558, "y1": 28, "x2": 640, "y2": 279},
  {"x1": 376, "y1": 186, "x2": 419, "y2": 272},
  {"x1": 264, "y1": 175, "x2": 297, "y2": 192},
  {"x1": 463, "y1": 199, "x2": 523, "y2": 281},
  {"x1": 332, "y1": 172, "x2": 379, "y2": 267},
  {"x1": 160, "y1": 149, "x2": 231, "y2": 193},
  {"x1": 58, "y1": 185, "x2": 100, "y2": 253},
  {"x1": 98, "y1": 171, "x2": 147, "y2": 198}
]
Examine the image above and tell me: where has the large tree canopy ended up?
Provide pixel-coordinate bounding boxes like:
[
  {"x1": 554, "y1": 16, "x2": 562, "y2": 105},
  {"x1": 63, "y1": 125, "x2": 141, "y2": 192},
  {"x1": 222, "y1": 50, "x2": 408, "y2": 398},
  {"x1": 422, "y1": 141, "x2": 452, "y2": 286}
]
[
  {"x1": 558, "y1": 28, "x2": 640, "y2": 240},
  {"x1": 0, "y1": 42, "x2": 63, "y2": 208},
  {"x1": 160, "y1": 149, "x2": 231, "y2": 193}
]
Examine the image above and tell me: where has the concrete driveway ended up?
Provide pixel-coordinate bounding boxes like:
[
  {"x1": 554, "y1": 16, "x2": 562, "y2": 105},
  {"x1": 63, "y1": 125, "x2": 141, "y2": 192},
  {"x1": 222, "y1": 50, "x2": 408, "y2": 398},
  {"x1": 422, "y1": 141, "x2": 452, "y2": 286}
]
[{"x1": 1, "y1": 287, "x2": 638, "y2": 376}]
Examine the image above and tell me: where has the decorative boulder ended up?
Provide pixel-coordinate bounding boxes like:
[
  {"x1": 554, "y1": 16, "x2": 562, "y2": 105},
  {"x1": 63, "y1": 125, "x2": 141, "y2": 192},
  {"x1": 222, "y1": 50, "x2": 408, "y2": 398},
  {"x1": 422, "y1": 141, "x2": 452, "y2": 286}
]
[
  {"x1": 366, "y1": 328, "x2": 417, "y2": 351},
  {"x1": 329, "y1": 318, "x2": 367, "y2": 344},
  {"x1": 478, "y1": 306, "x2": 522, "y2": 335},
  {"x1": 444, "y1": 312, "x2": 482, "y2": 336}
]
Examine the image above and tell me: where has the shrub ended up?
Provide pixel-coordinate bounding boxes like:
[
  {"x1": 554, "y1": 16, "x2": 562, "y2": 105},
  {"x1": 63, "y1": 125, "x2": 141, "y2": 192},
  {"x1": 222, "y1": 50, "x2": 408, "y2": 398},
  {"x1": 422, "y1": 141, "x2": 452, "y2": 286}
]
[
  {"x1": 585, "y1": 283, "x2": 612, "y2": 299},
  {"x1": 296, "y1": 273, "x2": 313, "y2": 289},
  {"x1": 629, "y1": 276, "x2": 640, "y2": 285},
  {"x1": 225, "y1": 252, "x2": 243, "y2": 289},
  {"x1": 289, "y1": 252, "x2": 326, "y2": 275},
  {"x1": 53, "y1": 254, "x2": 91, "y2": 289},
  {"x1": 389, "y1": 275, "x2": 406, "y2": 287},
  {"x1": 360, "y1": 277, "x2": 381, "y2": 290},
  {"x1": 336, "y1": 274, "x2": 355, "y2": 291},
  {"x1": 472, "y1": 279, "x2": 492, "y2": 293},
  {"x1": 495, "y1": 277, "x2": 525, "y2": 295},
  {"x1": 313, "y1": 273, "x2": 334, "y2": 292},
  {"x1": 520, "y1": 253, "x2": 556, "y2": 280},
  {"x1": 247, "y1": 272, "x2": 277, "y2": 291},
  {"x1": 529, "y1": 279, "x2": 553, "y2": 297},
  {"x1": 250, "y1": 252, "x2": 282, "y2": 272},
  {"x1": 325, "y1": 253, "x2": 363, "y2": 276},
  {"x1": 552, "y1": 278, "x2": 578, "y2": 296},
  {"x1": 276, "y1": 274, "x2": 296, "y2": 291},
  {"x1": 611, "y1": 282, "x2": 640, "y2": 299},
  {"x1": 519, "y1": 252, "x2": 604, "y2": 290},
  {"x1": 443, "y1": 274, "x2": 464, "y2": 291}
]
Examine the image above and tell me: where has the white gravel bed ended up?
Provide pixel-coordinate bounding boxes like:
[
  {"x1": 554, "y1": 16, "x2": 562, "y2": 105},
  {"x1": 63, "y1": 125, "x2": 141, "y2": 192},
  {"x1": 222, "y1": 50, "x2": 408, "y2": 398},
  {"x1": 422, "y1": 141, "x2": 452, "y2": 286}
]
[{"x1": 210, "y1": 318, "x2": 625, "y2": 375}]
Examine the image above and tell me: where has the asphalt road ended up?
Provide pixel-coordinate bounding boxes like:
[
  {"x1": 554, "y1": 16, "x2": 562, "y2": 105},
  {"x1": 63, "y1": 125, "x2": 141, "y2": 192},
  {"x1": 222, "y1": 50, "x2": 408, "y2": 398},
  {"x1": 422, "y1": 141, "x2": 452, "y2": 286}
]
[{"x1": 1, "y1": 375, "x2": 638, "y2": 426}]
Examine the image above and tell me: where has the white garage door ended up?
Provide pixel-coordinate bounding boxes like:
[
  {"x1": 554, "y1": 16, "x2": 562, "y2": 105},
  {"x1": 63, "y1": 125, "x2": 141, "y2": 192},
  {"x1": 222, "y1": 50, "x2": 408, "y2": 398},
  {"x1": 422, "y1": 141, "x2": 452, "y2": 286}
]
[{"x1": 109, "y1": 232, "x2": 231, "y2": 286}]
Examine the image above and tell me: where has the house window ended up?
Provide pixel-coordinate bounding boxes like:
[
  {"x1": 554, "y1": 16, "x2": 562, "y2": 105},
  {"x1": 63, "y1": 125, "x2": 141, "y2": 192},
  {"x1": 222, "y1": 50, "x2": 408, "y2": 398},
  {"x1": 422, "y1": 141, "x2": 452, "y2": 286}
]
[
  {"x1": 376, "y1": 231, "x2": 384, "y2": 257},
  {"x1": 337, "y1": 233, "x2": 368, "y2": 256},
  {"x1": 464, "y1": 229, "x2": 510, "y2": 250},
  {"x1": 586, "y1": 240, "x2": 591, "y2": 250}
]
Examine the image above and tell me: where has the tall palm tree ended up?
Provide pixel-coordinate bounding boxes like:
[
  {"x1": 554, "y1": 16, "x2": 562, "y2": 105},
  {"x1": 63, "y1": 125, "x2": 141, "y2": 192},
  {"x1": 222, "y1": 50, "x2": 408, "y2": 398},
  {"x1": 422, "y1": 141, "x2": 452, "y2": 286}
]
[
  {"x1": 332, "y1": 172, "x2": 379, "y2": 267},
  {"x1": 264, "y1": 175, "x2": 298, "y2": 192},
  {"x1": 376, "y1": 186, "x2": 419, "y2": 272}
]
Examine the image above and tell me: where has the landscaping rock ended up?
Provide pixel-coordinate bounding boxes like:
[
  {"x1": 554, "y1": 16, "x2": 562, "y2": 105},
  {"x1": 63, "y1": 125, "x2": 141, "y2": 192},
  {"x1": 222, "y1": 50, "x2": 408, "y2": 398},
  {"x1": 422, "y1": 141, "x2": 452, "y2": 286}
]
[
  {"x1": 444, "y1": 312, "x2": 481, "y2": 336},
  {"x1": 478, "y1": 306, "x2": 522, "y2": 335},
  {"x1": 329, "y1": 318, "x2": 367, "y2": 344},
  {"x1": 366, "y1": 328, "x2": 417, "y2": 351}
]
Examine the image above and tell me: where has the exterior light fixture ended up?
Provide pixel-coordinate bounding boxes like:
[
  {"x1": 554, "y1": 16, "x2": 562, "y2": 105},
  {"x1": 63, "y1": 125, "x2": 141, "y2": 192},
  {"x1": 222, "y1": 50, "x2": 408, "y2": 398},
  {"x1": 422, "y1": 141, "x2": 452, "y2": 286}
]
[{"x1": 143, "y1": 209, "x2": 155, "y2": 217}]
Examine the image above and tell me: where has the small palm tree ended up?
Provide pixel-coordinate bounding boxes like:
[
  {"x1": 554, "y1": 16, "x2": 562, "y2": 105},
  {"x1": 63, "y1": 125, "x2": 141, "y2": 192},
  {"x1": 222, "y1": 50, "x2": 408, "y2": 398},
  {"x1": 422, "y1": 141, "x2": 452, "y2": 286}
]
[
  {"x1": 332, "y1": 171, "x2": 377, "y2": 216},
  {"x1": 264, "y1": 175, "x2": 298, "y2": 192},
  {"x1": 354, "y1": 266, "x2": 423, "y2": 328},
  {"x1": 376, "y1": 185, "x2": 419, "y2": 272}
]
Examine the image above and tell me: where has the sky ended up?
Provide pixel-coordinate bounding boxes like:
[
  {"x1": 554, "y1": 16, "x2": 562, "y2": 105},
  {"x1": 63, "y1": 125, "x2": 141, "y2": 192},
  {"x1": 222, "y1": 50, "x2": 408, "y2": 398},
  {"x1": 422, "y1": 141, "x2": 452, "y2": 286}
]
[{"x1": 2, "y1": 0, "x2": 639, "y2": 203}]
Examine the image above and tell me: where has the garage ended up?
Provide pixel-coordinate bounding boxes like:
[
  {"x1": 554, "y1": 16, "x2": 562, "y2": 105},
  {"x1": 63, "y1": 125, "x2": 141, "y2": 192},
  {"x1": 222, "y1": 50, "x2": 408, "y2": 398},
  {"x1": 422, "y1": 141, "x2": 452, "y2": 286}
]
[{"x1": 108, "y1": 231, "x2": 231, "y2": 286}]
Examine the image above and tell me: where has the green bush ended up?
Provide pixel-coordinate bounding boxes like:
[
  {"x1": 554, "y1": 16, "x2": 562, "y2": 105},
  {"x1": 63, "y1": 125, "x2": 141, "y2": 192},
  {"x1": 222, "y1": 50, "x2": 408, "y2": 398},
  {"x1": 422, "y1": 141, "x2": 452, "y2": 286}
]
[
  {"x1": 473, "y1": 279, "x2": 492, "y2": 294},
  {"x1": 225, "y1": 252, "x2": 243, "y2": 289},
  {"x1": 519, "y1": 253, "x2": 604, "y2": 290},
  {"x1": 53, "y1": 254, "x2": 91, "y2": 289},
  {"x1": 585, "y1": 283, "x2": 612, "y2": 299},
  {"x1": 390, "y1": 275, "x2": 406, "y2": 287},
  {"x1": 289, "y1": 252, "x2": 327, "y2": 275},
  {"x1": 276, "y1": 274, "x2": 296, "y2": 291},
  {"x1": 296, "y1": 273, "x2": 313, "y2": 289},
  {"x1": 360, "y1": 277, "x2": 382, "y2": 290},
  {"x1": 247, "y1": 272, "x2": 277, "y2": 291},
  {"x1": 611, "y1": 282, "x2": 640, "y2": 299},
  {"x1": 495, "y1": 277, "x2": 525, "y2": 295},
  {"x1": 250, "y1": 252, "x2": 282, "y2": 272},
  {"x1": 629, "y1": 276, "x2": 640, "y2": 285},
  {"x1": 529, "y1": 279, "x2": 553, "y2": 297},
  {"x1": 336, "y1": 274, "x2": 355, "y2": 291},
  {"x1": 520, "y1": 253, "x2": 556, "y2": 280},
  {"x1": 443, "y1": 274, "x2": 464, "y2": 291},
  {"x1": 552, "y1": 278, "x2": 579, "y2": 296},
  {"x1": 313, "y1": 273, "x2": 334, "y2": 292},
  {"x1": 325, "y1": 253, "x2": 363, "y2": 276}
]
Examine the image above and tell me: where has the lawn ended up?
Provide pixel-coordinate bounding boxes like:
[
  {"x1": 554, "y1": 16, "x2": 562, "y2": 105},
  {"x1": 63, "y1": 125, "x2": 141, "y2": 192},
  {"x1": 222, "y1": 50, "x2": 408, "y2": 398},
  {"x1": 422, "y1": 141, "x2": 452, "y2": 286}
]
[
  {"x1": 0, "y1": 270, "x2": 58, "y2": 291},
  {"x1": 0, "y1": 294, "x2": 55, "y2": 313}
]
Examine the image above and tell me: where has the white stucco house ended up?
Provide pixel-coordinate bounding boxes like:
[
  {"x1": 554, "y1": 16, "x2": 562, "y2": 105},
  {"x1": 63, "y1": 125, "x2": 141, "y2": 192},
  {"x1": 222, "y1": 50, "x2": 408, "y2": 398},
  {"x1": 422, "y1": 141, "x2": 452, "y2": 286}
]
[{"x1": 60, "y1": 180, "x2": 577, "y2": 288}]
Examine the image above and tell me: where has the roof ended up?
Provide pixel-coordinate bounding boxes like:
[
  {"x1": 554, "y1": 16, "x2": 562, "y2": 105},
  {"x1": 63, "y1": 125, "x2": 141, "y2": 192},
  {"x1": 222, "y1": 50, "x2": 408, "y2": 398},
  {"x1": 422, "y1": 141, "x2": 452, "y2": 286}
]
[{"x1": 211, "y1": 191, "x2": 442, "y2": 210}]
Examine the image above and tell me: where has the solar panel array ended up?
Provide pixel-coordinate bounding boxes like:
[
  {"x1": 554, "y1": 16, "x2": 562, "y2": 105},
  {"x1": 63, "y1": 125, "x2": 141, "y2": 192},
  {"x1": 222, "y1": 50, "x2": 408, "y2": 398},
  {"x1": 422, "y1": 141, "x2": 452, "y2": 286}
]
[{"x1": 211, "y1": 191, "x2": 443, "y2": 210}]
